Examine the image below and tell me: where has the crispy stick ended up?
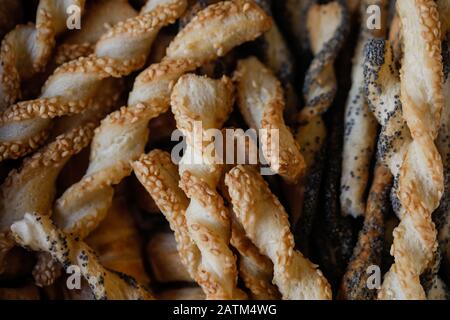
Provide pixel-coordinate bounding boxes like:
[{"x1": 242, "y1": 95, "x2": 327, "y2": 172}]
[
  {"x1": 0, "y1": 0, "x2": 86, "y2": 110},
  {"x1": 234, "y1": 56, "x2": 305, "y2": 184},
  {"x1": 0, "y1": 0, "x2": 188, "y2": 161},
  {"x1": 11, "y1": 213, "x2": 153, "y2": 300},
  {"x1": 53, "y1": 1, "x2": 270, "y2": 243},
  {"x1": 225, "y1": 165, "x2": 332, "y2": 299},
  {"x1": 171, "y1": 74, "x2": 246, "y2": 299},
  {"x1": 339, "y1": 164, "x2": 392, "y2": 300},
  {"x1": 367, "y1": 0, "x2": 445, "y2": 299}
]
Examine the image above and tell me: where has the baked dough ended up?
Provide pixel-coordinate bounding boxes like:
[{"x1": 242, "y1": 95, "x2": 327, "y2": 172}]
[
  {"x1": 0, "y1": 0, "x2": 187, "y2": 161},
  {"x1": 234, "y1": 56, "x2": 305, "y2": 183},
  {"x1": 0, "y1": 0, "x2": 86, "y2": 110},
  {"x1": 225, "y1": 165, "x2": 332, "y2": 299},
  {"x1": 53, "y1": 0, "x2": 270, "y2": 244}
]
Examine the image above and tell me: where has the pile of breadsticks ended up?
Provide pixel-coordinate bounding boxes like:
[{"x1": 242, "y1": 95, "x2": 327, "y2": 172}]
[{"x1": 0, "y1": 0, "x2": 449, "y2": 300}]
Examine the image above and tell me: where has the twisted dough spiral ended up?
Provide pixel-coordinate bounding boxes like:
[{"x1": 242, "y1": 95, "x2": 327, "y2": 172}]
[
  {"x1": 11, "y1": 213, "x2": 153, "y2": 300},
  {"x1": 171, "y1": 74, "x2": 246, "y2": 299},
  {"x1": 299, "y1": 0, "x2": 348, "y2": 122},
  {"x1": 133, "y1": 149, "x2": 279, "y2": 299},
  {"x1": 340, "y1": 0, "x2": 387, "y2": 218},
  {"x1": 0, "y1": 123, "x2": 95, "y2": 272},
  {"x1": 0, "y1": 0, "x2": 188, "y2": 161},
  {"x1": 225, "y1": 165, "x2": 332, "y2": 299},
  {"x1": 53, "y1": 0, "x2": 270, "y2": 241},
  {"x1": 377, "y1": 0, "x2": 444, "y2": 299},
  {"x1": 0, "y1": 0, "x2": 86, "y2": 110},
  {"x1": 234, "y1": 56, "x2": 305, "y2": 184}
]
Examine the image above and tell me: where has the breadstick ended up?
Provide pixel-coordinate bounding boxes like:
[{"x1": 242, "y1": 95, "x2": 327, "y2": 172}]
[
  {"x1": 377, "y1": 0, "x2": 445, "y2": 299},
  {"x1": 11, "y1": 213, "x2": 153, "y2": 300},
  {"x1": 172, "y1": 74, "x2": 246, "y2": 300},
  {"x1": 234, "y1": 56, "x2": 305, "y2": 183},
  {"x1": 0, "y1": 0, "x2": 86, "y2": 110},
  {"x1": 340, "y1": 0, "x2": 387, "y2": 218},
  {"x1": 254, "y1": 0, "x2": 300, "y2": 120},
  {"x1": 132, "y1": 149, "x2": 200, "y2": 282},
  {"x1": 299, "y1": 0, "x2": 348, "y2": 121},
  {"x1": 0, "y1": 123, "x2": 95, "y2": 273},
  {"x1": 340, "y1": 164, "x2": 392, "y2": 300},
  {"x1": 134, "y1": 149, "x2": 278, "y2": 299},
  {"x1": 55, "y1": 0, "x2": 138, "y2": 65},
  {"x1": 229, "y1": 213, "x2": 281, "y2": 300},
  {"x1": 225, "y1": 165, "x2": 332, "y2": 299},
  {"x1": 53, "y1": 0, "x2": 271, "y2": 242},
  {"x1": 0, "y1": 0, "x2": 22, "y2": 39},
  {"x1": 0, "y1": 0, "x2": 188, "y2": 162}
]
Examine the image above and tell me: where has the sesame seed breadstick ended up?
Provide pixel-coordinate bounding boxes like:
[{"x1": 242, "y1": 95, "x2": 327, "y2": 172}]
[
  {"x1": 234, "y1": 56, "x2": 305, "y2": 184},
  {"x1": 376, "y1": 0, "x2": 445, "y2": 299},
  {"x1": 53, "y1": 0, "x2": 270, "y2": 242},
  {"x1": 291, "y1": 0, "x2": 348, "y2": 250},
  {"x1": 132, "y1": 149, "x2": 201, "y2": 283},
  {"x1": 11, "y1": 213, "x2": 153, "y2": 300},
  {"x1": 0, "y1": 0, "x2": 188, "y2": 162},
  {"x1": 54, "y1": 0, "x2": 138, "y2": 66},
  {"x1": 171, "y1": 74, "x2": 246, "y2": 299},
  {"x1": 0, "y1": 0, "x2": 86, "y2": 110},
  {"x1": 340, "y1": 0, "x2": 388, "y2": 218},
  {"x1": 0, "y1": 123, "x2": 95, "y2": 273},
  {"x1": 225, "y1": 165, "x2": 332, "y2": 299},
  {"x1": 133, "y1": 149, "x2": 279, "y2": 299}
]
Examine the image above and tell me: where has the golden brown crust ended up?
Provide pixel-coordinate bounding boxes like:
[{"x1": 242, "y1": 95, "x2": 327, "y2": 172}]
[
  {"x1": 132, "y1": 149, "x2": 201, "y2": 281},
  {"x1": 378, "y1": 0, "x2": 445, "y2": 299},
  {"x1": 230, "y1": 214, "x2": 281, "y2": 300},
  {"x1": 340, "y1": 164, "x2": 392, "y2": 300},
  {"x1": 234, "y1": 57, "x2": 305, "y2": 183},
  {"x1": 171, "y1": 74, "x2": 246, "y2": 300},
  {"x1": 53, "y1": 1, "x2": 270, "y2": 246},
  {"x1": 0, "y1": 0, "x2": 188, "y2": 161},
  {"x1": 299, "y1": 1, "x2": 348, "y2": 121},
  {"x1": 0, "y1": 0, "x2": 86, "y2": 110},
  {"x1": 225, "y1": 165, "x2": 332, "y2": 300},
  {"x1": 11, "y1": 213, "x2": 153, "y2": 300},
  {"x1": 0, "y1": 123, "x2": 94, "y2": 276}
]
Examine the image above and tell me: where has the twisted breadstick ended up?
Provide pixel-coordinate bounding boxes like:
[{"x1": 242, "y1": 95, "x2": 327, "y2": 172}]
[
  {"x1": 11, "y1": 213, "x2": 153, "y2": 300},
  {"x1": 299, "y1": 0, "x2": 348, "y2": 121},
  {"x1": 55, "y1": 0, "x2": 138, "y2": 65},
  {"x1": 340, "y1": 164, "x2": 392, "y2": 300},
  {"x1": 0, "y1": 123, "x2": 95, "y2": 272},
  {"x1": 171, "y1": 74, "x2": 246, "y2": 300},
  {"x1": 234, "y1": 56, "x2": 305, "y2": 183},
  {"x1": 0, "y1": 0, "x2": 188, "y2": 161},
  {"x1": 0, "y1": 0, "x2": 85, "y2": 110},
  {"x1": 377, "y1": 0, "x2": 445, "y2": 299},
  {"x1": 225, "y1": 165, "x2": 332, "y2": 299},
  {"x1": 54, "y1": 0, "x2": 271, "y2": 241},
  {"x1": 131, "y1": 149, "x2": 200, "y2": 282},
  {"x1": 133, "y1": 149, "x2": 278, "y2": 299},
  {"x1": 340, "y1": 0, "x2": 387, "y2": 218}
]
